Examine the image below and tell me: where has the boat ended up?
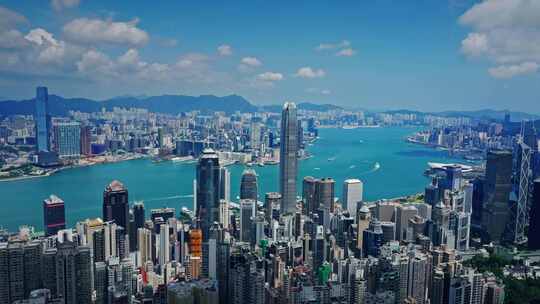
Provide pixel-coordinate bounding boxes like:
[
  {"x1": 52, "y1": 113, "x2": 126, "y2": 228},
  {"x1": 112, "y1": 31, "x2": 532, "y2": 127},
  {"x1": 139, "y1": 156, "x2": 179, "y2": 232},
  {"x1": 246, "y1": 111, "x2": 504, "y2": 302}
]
[{"x1": 327, "y1": 157, "x2": 336, "y2": 162}]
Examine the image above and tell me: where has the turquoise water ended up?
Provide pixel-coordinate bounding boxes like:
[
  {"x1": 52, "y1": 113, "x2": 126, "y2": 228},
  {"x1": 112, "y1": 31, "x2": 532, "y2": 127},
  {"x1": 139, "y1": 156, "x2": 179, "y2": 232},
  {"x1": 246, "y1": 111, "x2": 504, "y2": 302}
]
[{"x1": 0, "y1": 127, "x2": 463, "y2": 231}]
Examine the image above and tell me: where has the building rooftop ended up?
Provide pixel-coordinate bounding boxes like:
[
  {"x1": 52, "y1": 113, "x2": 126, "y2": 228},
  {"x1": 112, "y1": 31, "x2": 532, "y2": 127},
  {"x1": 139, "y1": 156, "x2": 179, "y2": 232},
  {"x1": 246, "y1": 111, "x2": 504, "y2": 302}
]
[
  {"x1": 107, "y1": 180, "x2": 126, "y2": 192},
  {"x1": 44, "y1": 194, "x2": 64, "y2": 205}
]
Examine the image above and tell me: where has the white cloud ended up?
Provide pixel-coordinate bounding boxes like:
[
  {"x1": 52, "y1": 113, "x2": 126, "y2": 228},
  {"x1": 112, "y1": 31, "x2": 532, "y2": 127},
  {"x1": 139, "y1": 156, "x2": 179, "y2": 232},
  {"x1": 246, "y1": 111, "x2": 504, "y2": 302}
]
[
  {"x1": 51, "y1": 0, "x2": 80, "y2": 11},
  {"x1": 459, "y1": 0, "x2": 540, "y2": 78},
  {"x1": 217, "y1": 44, "x2": 232, "y2": 56},
  {"x1": 336, "y1": 48, "x2": 356, "y2": 57},
  {"x1": 241, "y1": 57, "x2": 262, "y2": 67},
  {"x1": 63, "y1": 17, "x2": 149, "y2": 46},
  {"x1": 488, "y1": 62, "x2": 539, "y2": 78},
  {"x1": 25, "y1": 28, "x2": 68, "y2": 64},
  {"x1": 316, "y1": 40, "x2": 350, "y2": 51},
  {"x1": 257, "y1": 72, "x2": 283, "y2": 81},
  {"x1": 0, "y1": 29, "x2": 28, "y2": 49},
  {"x1": 0, "y1": 6, "x2": 29, "y2": 49},
  {"x1": 295, "y1": 67, "x2": 325, "y2": 78},
  {"x1": 461, "y1": 32, "x2": 489, "y2": 57}
]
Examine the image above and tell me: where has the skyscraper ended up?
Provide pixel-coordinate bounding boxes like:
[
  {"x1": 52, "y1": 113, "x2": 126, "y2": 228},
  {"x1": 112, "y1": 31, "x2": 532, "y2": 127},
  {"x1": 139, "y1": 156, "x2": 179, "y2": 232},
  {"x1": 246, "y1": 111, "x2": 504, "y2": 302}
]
[
  {"x1": 482, "y1": 150, "x2": 512, "y2": 242},
  {"x1": 316, "y1": 178, "x2": 335, "y2": 213},
  {"x1": 240, "y1": 199, "x2": 256, "y2": 243},
  {"x1": 219, "y1": 167, "x2": 231, "y2": 202},
  {"x1": 43, "y1": 194, "x2": 66, "y2": 236},
  {"x1": 280, "y1": 102, "x2": 298, "y2": 214},
  {"x1": 55, "y1": 242, "x2": 93, "y2": 304},
  {"x1": 342, "y1": 179, "x2": 363, "y2": 216},
  {"x1": 80, "y1": 125, "x2": 92, "y2": 156},
  {"x1": 528, "y1": 179, "x2": 540, "y2": 250},
  {"x1": 35, "y1": 86, "x2": 50, "y2": 152},
  {"x1": 240, "y1": 169, "x2": 258, "y2": 200},
  {"x1": 196, "y1": 149, "x2": 220, "y2": 240},
  {"x1": 303, "y1": 176, "x2": 317, "y2": 215},
  {"x1": 103, "y1": 180, "x2": 130, "y2": 238},
  {"x1": 53, "y1": 122, "x2": 81, "y2": 158}
]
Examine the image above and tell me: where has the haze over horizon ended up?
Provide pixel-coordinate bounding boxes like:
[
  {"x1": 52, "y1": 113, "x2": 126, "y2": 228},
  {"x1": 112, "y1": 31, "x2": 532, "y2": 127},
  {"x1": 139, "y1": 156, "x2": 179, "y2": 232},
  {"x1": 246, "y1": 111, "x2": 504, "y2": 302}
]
[{"x1": 0, "y1": 0, "x2": 539, "y2": 113}]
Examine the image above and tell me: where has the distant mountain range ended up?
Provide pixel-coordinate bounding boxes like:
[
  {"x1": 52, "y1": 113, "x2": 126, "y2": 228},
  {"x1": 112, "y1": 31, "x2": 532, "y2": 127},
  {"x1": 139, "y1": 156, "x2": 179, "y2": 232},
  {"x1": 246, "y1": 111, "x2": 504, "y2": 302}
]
[
  {"x1": 384, "y1": 109, "x2": 540, "y2": 122},
  {"x1": 0, "y1": 94, "x2": 257, "y2": 116},
  {"x1": 0, "y1": 94, "x2": 343, "y2": 116},
  {"x1": 0, "y1": 94, "x2": 537, "y2": 121}
]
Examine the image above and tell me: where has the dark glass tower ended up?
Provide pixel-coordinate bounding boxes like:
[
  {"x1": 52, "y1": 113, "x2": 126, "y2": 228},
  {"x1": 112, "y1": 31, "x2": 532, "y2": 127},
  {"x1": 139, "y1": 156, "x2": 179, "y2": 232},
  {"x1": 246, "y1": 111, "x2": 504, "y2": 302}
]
[
  {"x1": 43, "y1": 194, "x2": 66, "y2": 236},
  {"x1": 35, "y1": 86, "x2": 50, "y2": 152},
  {"x1": 279, "y1": 102, "x2": 298, "y2": 214},
  {"x1": 303, "y1": 176, "x2": 317, "y2": 215},
  {"x1": 482, "y1": 150, "x2": 512, "y2": 242},
  {"x1": 528, "y1": 179, "x2": 540, "y2": 249},
  {"x1": 240, "y1": 169, "x2": 258, "y2": 200},
  {"x1": 103, "y1": 180, "x2": 129, "y2": 236},
  {"x1": 196, "y1": 149, "x2": 220, "y2": 241},
  {"x1": 133, "y1": 202, "x2": 145, "y2": 229}
]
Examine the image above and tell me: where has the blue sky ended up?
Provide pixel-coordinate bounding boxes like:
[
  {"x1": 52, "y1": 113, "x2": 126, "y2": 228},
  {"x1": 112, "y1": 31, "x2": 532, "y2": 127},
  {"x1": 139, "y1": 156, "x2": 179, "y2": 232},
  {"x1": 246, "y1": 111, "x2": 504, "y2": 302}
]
[{"x1": 0, "y1": 0, "x2": 539, "y2": 113}]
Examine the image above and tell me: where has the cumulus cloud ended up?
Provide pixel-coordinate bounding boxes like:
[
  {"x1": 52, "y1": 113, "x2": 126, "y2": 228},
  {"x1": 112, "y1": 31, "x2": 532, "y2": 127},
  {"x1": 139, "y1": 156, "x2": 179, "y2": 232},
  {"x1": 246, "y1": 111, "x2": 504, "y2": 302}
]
[
  {"x1": 51, "y1": 0, "x2": 80, "y2": 11},
  {"x1": 488, "y1": 62, "x2": 539, "y2": 78},
  {"x1": 63, "y1": 17, "x2": 149, "y2": 46},
  {"x1": 217, "y1": 44, "x2": 232, "y2": 56},
  {"x1": 316, "y1": 40, "x2": 350, "y2": 51},
  {"x1": 460, "y1": 32, "x2": 489, "y2": 57},
  {"x1": 25, "y1": 28, "x2": 69, "y2": 65},
  {"x1": 237, "y1": 56, "x2": 262, "y2": 73},
  {"x1": 0, "y1": 6, "x2": 29, "y2": 49},
  {"x1": 241, "y1": 57, "x2": 262, "y2": 67},
  {"x1": 295, "y1": 67, "x2": 325, "y2": 78},
  {"x1": 257, "y1": 72, "x2": 283, "y2": 81},
  {"x1": 459, "y1": 0, "x2": 540, "y2": 78}
]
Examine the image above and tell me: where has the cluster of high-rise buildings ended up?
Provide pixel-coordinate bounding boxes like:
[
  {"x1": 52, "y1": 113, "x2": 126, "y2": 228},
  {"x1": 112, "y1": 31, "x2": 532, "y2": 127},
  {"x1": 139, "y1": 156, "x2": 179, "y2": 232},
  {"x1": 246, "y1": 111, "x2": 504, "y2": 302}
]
[{"x1": 1, "y1": 88, "x2": 540, "y2": 304}]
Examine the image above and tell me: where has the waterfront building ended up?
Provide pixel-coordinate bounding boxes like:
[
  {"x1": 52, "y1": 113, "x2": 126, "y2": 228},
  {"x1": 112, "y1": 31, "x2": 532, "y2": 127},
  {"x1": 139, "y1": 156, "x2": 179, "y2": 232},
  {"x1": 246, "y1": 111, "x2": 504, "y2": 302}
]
[
  {"x1": 196, "y1": 149, "x2": 220, "y2": 241},
  {"x1": 80, "y1": 125, "x2": 92, "y2": 156},
  {"x1": 53, "y1": 121, "x2": 81, "y2": 158},
  {"x1": 342, "y1": 179, "x2": 363, "y2": 217},
  {"x1": 43, "y1": 194, "x2": 66, "y2": 237},
  {"x1": 34, "y1": 86, "x2": 50, "y2": 152},
  {"x1": 103, "y1": 180, "x2": 130, "y2": 238},
  {"x1": 240, "y1": 168, "x2": 258, "y2": 200},
  {"x1": 482, "y1": 150, "x2": 513, "y2": 242},
  {"x1": 280, "y1": 102, "x2": 298, "y2": 214}
]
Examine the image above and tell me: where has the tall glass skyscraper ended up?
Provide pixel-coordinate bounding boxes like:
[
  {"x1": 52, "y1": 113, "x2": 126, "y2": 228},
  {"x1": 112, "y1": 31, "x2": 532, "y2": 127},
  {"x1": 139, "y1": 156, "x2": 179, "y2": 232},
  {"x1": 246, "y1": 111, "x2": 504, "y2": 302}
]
[
  {"x1": 103, "y1": 180, "x2": 130, "y2": 237},
  {"x1": 196, "y1": 148, "x2": 220, "y2": 240},
  {"x1": 240, "y1": 168, "x2": 258, "y2": 200},
  {"x1": 280, "y1": 102, "x2": 298, "y2": 214},
  {"x1": 35, "y1": 86, "x2": 50, "y2": 152}
]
